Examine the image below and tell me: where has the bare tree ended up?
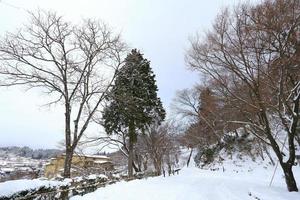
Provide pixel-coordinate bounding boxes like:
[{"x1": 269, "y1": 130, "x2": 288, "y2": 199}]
[
  {"x1": 186, "y1": 0, "x2": 300, "y2": 191},
  {"x1": 0, "y1": 11, "x2": 126, "y2": 178},
  {"x1": 173, "y1": 85, "x2": 225, "y2": 149},
  {"x1": 140, "y1": 122, "x2": 180, "y2": 176},
  {"x1": 172, "y1": 87, "x2": 200, "y2": 122}
]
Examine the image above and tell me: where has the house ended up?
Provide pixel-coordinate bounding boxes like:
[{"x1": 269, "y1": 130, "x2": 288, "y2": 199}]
[{"x1": 44, "y1": 154, "x2": 114, "y2": 178}]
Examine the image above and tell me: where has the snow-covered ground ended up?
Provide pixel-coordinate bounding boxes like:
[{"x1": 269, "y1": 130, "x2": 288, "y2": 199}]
[
  {"x1": 1, "y1": 147, "x2": 299, "y2": 199},
  {"x1": 0, "y1": 178, "x2": 68, "y2": 197},
  {"x1": 71, "y1": 162, "x2": 300, "y2": 200}
]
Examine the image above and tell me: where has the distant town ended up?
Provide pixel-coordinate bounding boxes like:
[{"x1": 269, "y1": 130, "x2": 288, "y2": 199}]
[
  {"x1": 0, "y1": 146, "x2": 61, "y2": 182},
  {"x1": 0, "y1": 146, "x2": 129, "y2": 183}
]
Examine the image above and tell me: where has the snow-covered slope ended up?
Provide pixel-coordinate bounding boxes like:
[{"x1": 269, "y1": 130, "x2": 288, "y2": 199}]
[{"x1": 71, "y1": 159, "x2": 300, "y2": 200}]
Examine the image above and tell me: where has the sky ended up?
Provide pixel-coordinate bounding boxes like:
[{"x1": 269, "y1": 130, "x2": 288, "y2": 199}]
[{"x1": 0, "y1": 0, "x2": 258, "y2": 149}]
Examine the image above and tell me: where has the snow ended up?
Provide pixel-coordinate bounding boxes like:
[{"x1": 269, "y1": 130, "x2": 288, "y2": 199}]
[
  {"x1": 1, "y1": 168, "x2": 14, "y2": 173},
  {"x1": 71, "y1": 164, "x2": 300, "y2": 200},
  {"x1": 87, "y1": 174, "x2": 108, "y2": 180},
  {"x1": 0, "y1": 173, "x2": 108, "y2": 197},
  {"x1": 0, "y1": 179, "x2": 68, "y2": 197},
  {"x1": 94, "y1": 160, "x2": 109, "y2": 164},
  {"x1": 67, "y1": 153, "x2": 109, "y2": 159},
  {"x1": 1, "y1": 146, "x2": 300, "y2": 199},
  {"x1": 98, "y1": 174, "x2": 108, "y2": 179}
]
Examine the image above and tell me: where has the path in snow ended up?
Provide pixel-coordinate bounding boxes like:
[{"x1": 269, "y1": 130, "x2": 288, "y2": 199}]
[{"x1": 71, "y1": 166, "x2": 300, "y2": 200}]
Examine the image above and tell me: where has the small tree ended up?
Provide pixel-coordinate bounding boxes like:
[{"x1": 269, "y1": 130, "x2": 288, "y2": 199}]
[
  {"x1": 143, "y1": 123, "x2": 180, "y2": 175},
  {"x1": 103, "y1": 49, "x2": 165, "y2": 177},
  {"x1": 0, "y1": 11, "x2": 126, "y2": 178}
]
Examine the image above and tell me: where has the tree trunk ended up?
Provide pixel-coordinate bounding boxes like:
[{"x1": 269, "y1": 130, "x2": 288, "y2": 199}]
[
  {"x1": 281, "y1": 163, "x2": 298, "y2": 192},
  {"x1": 153, "y1": 156, "x2": 162, "y2": 176},
  {"x1": 143, "y1": 158, "x2": 148, "y2": 171},
  {"x1": 128, "y1": 121, "x2": 135, "y2": 178},
  {"x1": 166, "y1": 155, "x2": 171, "y2": 176},
  {"x1": 281, "y1": 92, "x2": 300, "y2": 192},
  {"x1": 262, "y1": 143, "x2": 275, "y2": 166},
  {"x1": 128, "y1": 139, "x2": 134, "y2": 177},
  {"x1": 187, "y1": 148, "x2": 193, "y2": 167},
  {"x1": 296, "y1": 135, "x2": 300, "y2": 148},
  {"x1": 63, "y1": 102, "x2": 73, "y2": 178},
  {"x1": 132, "y1": 161, "x2": 140, "y2": 172},
  {"x1": 155, "y1": 163, "x2": 161, "y2": 175},
  {"x1": 167, "y1": 163, "x2": 171, "y2": 176},
  {"x1": 63, "y1": 148, "x2": 73, "y2": 178},
  {"x1": 136, "y1": 154, "x2": 142, "y2": 172}
]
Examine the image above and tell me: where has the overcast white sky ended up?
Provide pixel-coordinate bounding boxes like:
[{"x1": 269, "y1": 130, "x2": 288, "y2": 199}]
[{"x1": 0, "y1": 0, "x2": 258, "y2": 149}]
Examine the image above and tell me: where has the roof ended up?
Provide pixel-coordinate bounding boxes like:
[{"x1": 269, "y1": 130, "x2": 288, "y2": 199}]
[
  {"x1": 94, "y1": 160, "x2": 109, "y2": 164},
  {"x1": 1, "y1": 168, "x2": 15, "y2": 172},
  {"x1": 60, "y1": 153, "x2": 110, "y2": 160}
]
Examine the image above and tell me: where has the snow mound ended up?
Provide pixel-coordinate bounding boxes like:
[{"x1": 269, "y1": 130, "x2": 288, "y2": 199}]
[{"x1": 0, "y1": 179, "x2": 68, "y2": 197}]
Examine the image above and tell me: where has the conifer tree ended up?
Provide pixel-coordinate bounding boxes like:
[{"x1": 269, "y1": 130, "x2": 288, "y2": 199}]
[{"x1": 103, "y1": 49, "x2": 165, "y2": 177}]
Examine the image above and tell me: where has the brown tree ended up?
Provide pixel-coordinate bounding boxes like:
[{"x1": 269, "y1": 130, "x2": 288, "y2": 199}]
[
  {"x1": 186, "y1": 0, "x2": 300, "y2": 191},
  {"x1": 173, "y1": 85, "x2": 225, "y2": 148},
  {"x1": 0, "y1": 11, "x2": 126, "y2": 178}
]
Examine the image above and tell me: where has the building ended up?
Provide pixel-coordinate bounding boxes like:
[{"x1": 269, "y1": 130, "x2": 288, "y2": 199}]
[{"x1": 44, "y1": 154, "x2": 114, "y2": 178}]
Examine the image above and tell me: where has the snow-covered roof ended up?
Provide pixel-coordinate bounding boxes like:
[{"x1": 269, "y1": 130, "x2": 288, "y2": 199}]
[
  {"x1": 1, "y1": 168, "x2": 15, "y2": 172},
  {"x1": 94, "y1": 160, "x2": 109, "y2": 164},
  {"x1": 53, "y1": 153, "x2": 110, "y2": 160},
  {"x1": 70, "y1": 154, "x2": 110, "y2": 159}
]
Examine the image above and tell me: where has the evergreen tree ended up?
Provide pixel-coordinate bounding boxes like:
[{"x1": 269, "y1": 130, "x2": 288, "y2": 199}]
[{"x1": 103, "y1": 49, "x2": 165, "y2": 177}]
